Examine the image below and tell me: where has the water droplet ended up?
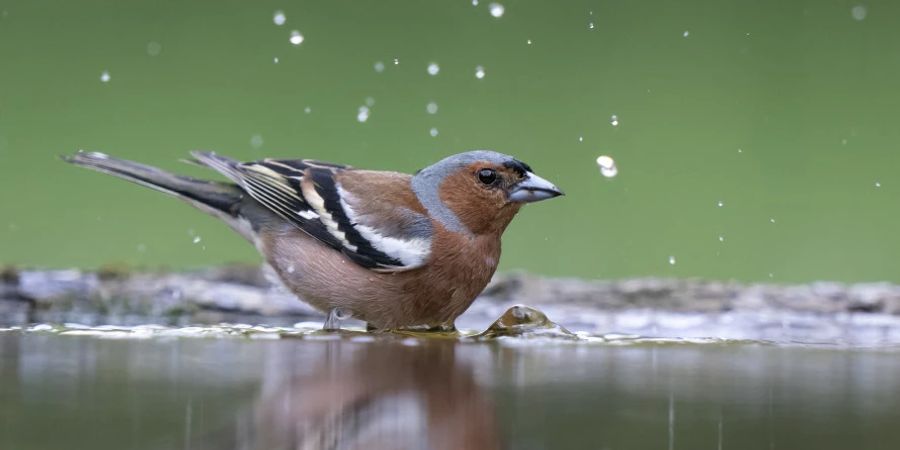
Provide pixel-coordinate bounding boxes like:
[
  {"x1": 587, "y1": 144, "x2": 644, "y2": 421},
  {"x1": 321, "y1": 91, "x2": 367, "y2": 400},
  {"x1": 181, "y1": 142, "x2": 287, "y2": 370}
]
[
  {"x1": 304, "y1": 106, "x2": 312, "y2": 114},
  {"x1": 273, "y1": 56, "x2": 279, "y2": 64},
  {"x1": 146, "y1": 41, "x2": 162, "y2": 56},
  {"x1": 578, "y1": 136, "x2": 584, "y2": 142},
  {"x1": 841, "y1": 138, "x2": 848, "y2": 145},
  {"x1": 596, "y1": 155, "x2": 618, "y2": 178},
  {"x1": 668, "y1": 255, "x2": 677, "y2": 265},
  {"x1": 393, "y1": 58, "x2": 400, "y2": 65},
  {"x1": 373, "y1": 61, "x2": 385, "y2": 73},
  {"x1": 489, "y1": 3, "x2": 505, "y2": 18},
  {"x1": 610, "y1": 114, "x2": 619, "y2": 127},
  {"x1": 718, "y1": 235, "x2": 725, "y2": 242},
  {"x1": 683, "y1": 30, "x2": 690, "y2": 37},
  {"x1": 875, "y1": 181, "x2": 882, "y2": 188},
  {"x1": 472, "y1": 0, "x2": 479, "y2": 5},
  {"x1": 357, "y1": 106, "x2": 370, "y2": 123},
  {"x1": 136, "y1": 243, "x2": 147, "y2": 253},
  {"x1": 769, "y1": 218, "x2": 776, "y2": 224},
  {"x1": 768, "y1": 272, "x2": 774, "y2": 278},
  {"x1": 717, "y1": 200, "x2": 724, "y2": 207},
  {"x1": 426, "y1": 101, "x2": 438, "y2": 114},
  {"x1": 429, "y1": 127, "x2": 439, "y2": 137},
  {"x1": 737, "y1": 148, "x2": 743, "y2": 153},
  {"x1": 287, "y1": 264, "x2": 295, "y2": 274},
  {"x1": 851, "y1": 5, "x2": 867, "y2": 21},
  {"x1": 427, "y1": 62, "x2": 440, "y2": 76},
  {"x1": 99, "y1": 71, "x2": 111, "y2": 83},
  {"x1": 289, "y1": 30, "x2": 304, "y2": 46},
  {"x1": 365, "y1": 97, "x2": 375, "y2": 107},
  {"x1": 250, "y1": 134, "x2": 264, "y2": 149},
  {"x1": 192, "y1": 236, "x2": 202, "y2": 244},
  {"x1": 527, "y1": 39, "x2": 533, "y2": 45},
  {"x1": 588, "y1": 22, "x2": 595, "y2": 30},
  {"x1": 475, "y1": 65, "x2": 486, "y2": 79},
  {"x1": 273, "y1": 10, "x2": 286, "y2": 26}
]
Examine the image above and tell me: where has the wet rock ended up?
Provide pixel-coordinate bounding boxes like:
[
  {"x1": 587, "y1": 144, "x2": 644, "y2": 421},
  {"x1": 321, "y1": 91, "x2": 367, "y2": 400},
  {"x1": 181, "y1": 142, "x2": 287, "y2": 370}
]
[
  {"x1": 3, "y1": 266, "x2": 900, "y2": 341},
  {"x1": 475, "y1": 305, "x2": 579, "y2": 340}
]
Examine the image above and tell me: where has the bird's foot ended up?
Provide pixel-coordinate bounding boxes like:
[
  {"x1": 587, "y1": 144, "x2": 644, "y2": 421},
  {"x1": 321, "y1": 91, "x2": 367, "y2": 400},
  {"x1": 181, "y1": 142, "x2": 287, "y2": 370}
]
[{"x1": 323, "y1": 307, "x2": 352, "y2": 331}]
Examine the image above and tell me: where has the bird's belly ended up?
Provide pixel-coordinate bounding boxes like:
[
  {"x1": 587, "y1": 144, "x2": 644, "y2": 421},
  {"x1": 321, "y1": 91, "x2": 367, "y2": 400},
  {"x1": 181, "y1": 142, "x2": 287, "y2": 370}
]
[{"x1": 262, "y1": 229, "x2": 495, "y2": 329}]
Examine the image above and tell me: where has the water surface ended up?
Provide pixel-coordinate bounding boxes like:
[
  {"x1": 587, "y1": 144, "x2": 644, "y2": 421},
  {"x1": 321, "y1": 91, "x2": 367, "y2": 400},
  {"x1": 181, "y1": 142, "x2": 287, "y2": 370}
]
[{"x1": 2, "y1": 327, "x2": 898, "y2": 449}]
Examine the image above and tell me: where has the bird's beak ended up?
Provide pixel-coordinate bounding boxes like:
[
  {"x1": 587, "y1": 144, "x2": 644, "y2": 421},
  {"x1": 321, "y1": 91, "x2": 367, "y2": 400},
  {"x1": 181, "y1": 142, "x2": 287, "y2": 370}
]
[{"x1": 508, "y1": 172, "x2": 564, "y2": 203}]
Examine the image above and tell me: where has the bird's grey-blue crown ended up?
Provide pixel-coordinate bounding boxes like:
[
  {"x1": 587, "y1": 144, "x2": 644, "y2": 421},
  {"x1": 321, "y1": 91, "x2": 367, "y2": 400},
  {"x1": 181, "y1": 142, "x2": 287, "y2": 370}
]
[{"x1": 411, "y1": 150, "x2": 518, "y2": 234}]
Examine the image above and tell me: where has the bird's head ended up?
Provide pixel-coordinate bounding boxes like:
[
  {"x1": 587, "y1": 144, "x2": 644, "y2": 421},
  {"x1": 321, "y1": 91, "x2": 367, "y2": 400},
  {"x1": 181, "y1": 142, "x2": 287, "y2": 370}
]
[{"x1": 412, "y1": 150, "x2": 563, "y2": 235}]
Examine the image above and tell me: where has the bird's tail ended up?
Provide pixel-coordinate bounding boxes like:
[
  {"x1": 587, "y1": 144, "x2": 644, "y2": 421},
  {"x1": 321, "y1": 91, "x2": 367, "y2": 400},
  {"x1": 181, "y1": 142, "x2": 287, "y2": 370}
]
[{"x1": 64, "y1": 150, "x2": 244, "y2": 220}]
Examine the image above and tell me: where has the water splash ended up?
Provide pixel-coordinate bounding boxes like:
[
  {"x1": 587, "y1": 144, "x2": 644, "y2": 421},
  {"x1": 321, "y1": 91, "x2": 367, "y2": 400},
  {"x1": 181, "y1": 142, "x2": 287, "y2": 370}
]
[
  {"x1": 489, "y1": 3, "x2": 505, "y2": 18},
  {"x1": 596, "y1": 155, "x2": 618, "y2": 178},
  {"x1": 610, "y1": 114, "x2": 619, "y2": 127},
  {"x1": 669, "y1": 256, "x2": 677, "y2": 265},
  {"x1": 475, "y1": 65, "x2": 486, "y2": 79},
  {"x1": 99, "y1": 71, "x2": 111, "y2": 83},
  {"x1": 289, "y1": 31, "x2": 304, "y2": 45},
  {"x1": 273, "y1": 10, "x2": 286, "y2": 26},
  {"x1": 146, "y1": 41, "x2": 161, "y2": 56},
  {"x1": 427, "y1": 62, "x2": 440, "y2": 76},
  {"x1": 357, "y1": 106, "x2": 370, "y2": 123},
  {"x1": 250, "y1": 134, "x2": 264, "y2": 149}
]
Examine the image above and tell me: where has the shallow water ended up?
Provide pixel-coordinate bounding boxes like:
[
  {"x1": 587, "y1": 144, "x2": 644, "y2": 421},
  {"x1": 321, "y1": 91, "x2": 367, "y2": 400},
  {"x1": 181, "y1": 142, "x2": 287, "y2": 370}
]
[{"x1": 2, "y1": 325, "x2": 899, "y2": 450}]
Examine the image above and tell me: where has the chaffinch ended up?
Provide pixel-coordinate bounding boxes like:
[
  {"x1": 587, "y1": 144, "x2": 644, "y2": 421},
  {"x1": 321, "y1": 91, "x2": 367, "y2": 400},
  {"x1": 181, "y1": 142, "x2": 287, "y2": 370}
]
[{"x1": 66, "y1": 150, "x2": 563, "y2": 330}]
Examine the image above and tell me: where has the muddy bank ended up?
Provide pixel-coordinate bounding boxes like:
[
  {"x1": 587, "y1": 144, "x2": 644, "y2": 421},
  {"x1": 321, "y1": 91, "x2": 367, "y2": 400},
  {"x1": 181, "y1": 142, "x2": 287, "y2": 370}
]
[{"x1": 2, "y1": 265, "x2": 900, "y2": 344}]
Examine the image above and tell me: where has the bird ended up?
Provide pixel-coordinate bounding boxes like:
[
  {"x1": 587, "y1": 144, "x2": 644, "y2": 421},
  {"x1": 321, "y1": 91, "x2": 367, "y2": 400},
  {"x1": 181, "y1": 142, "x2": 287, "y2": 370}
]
[{"x1": 65, "y1": 149, "x2": 563, "y2": 330}]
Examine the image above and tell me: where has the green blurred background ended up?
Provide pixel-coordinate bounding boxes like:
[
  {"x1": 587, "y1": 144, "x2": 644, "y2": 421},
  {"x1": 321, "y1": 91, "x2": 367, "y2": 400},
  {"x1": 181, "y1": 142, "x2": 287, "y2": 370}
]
[{"x1": 0, "y1": 0, "x2": 897, "y2": 283}]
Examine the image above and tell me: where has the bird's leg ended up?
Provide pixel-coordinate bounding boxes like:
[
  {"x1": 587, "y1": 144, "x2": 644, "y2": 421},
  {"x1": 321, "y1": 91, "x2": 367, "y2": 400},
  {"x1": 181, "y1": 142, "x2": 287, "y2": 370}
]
[{"x1": 323, "y1": 307, "x2": 352, "y2": 331}]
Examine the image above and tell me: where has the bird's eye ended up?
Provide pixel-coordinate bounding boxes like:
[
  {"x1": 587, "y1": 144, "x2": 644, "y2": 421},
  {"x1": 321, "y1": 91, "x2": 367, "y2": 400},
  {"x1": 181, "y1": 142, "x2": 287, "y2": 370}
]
[{"x1": 477, "y1": 168, "x2": 498, "y2": 185}]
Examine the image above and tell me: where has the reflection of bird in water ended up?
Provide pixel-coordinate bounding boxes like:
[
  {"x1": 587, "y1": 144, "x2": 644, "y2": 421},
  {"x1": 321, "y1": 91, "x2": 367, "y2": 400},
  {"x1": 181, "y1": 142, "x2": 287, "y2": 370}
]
[{"x1": 200, "y1": 340, "x2": 502, "y2": 450}]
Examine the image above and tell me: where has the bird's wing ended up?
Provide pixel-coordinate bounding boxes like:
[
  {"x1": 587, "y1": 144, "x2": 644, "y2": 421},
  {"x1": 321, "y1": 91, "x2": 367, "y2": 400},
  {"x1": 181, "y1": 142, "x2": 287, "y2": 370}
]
[{"x1": 191, "y1": 152, "x2": 431, "y2": 272}]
